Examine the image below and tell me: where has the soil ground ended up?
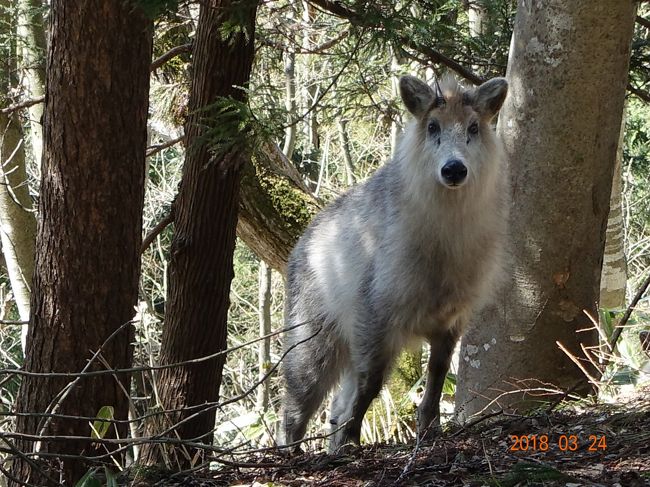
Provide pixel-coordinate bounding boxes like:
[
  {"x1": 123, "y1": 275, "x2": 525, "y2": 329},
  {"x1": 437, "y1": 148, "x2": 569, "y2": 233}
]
[{"x1": 139, "y1": 391, "x2": 650, "y2": 487}]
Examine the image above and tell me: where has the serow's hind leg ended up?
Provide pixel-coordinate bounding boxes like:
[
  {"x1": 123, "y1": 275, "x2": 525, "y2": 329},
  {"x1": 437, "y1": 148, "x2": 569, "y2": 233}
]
[
  {"x1": 329, "y1": 357, "x2": 391, "y2": 452},
  {"x1": 280, "y1": 323, "x2": 341, "y2": 452},
  {"x1": 417, "y1": 328, "x2": 460, "y2": 439}
]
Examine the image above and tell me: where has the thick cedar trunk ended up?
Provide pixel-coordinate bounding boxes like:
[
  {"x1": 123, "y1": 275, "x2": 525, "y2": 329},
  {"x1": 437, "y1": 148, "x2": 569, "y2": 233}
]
[
  {"x1": 10, "y1": 2, "x2": 152, "y2": 484},
  {"x1": 456, "y1": 1, "x2": 635, "y2": 419},
  {"x1": 140, "y1": 0, "x2": 259, "y2": 467}
]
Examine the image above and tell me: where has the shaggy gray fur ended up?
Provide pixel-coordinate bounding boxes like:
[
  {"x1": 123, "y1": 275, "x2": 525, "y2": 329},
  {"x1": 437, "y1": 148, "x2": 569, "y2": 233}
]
[{"x1": 280, "y1": 75, "x2": 508, "y2": 451}]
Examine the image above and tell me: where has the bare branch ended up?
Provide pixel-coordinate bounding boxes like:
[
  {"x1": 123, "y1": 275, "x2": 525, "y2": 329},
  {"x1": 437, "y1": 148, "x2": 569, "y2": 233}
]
[
  {"x1": 146, "y1": 134, "x2": 185, "y2": 158},
  {"x1": 141, "y1": 208, "x2": 175, "y2": 254},
  {"x1": 0, "y1": 320, "x2": 312, "y2": 379},
  {"x1": 150, "y1": 43, "x2": 193, "y2": 72},
  {"x1": 636, "y1": 15, "x2": 650, "y2": 30},
  {"x1": 404, "y1": 40, "x2": 482, "y2": 85},
  {"x1": 627, "y1": 83, "x2": 650, "y2": 104},
  {"x1": 0, "y1": 96, "x2": 45, "y2": 115},
  {"x1": 306, "y1": 0, "x2": 482, "y2": 84},
  {"x1": 0, "y1": 319, "x2": 28, "y2": 325}
]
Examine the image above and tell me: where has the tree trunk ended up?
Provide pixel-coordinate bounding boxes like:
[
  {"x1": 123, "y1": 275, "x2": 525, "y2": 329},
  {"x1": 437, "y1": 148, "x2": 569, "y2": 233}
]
[
  {"x1": 0, "y1": 111, "x2": 36, "y2": 350},
  {"x1": 301, "y1": 1, "x2": 320, "y2": 177},
  {"x1": 139, "y1": 0, "x2": 259, "y2": 468},
  {"x1": 389, "y1": 51, "x2": 404, "y2": 160},
  {"x1": 256, "y1": 260, "x2": 272, "y2": 411},
  {"x1": 337, "y1": 119, "x2": 356, "y2": 186},
  {"x1": 0, "y1": 0, "x2": 37, "y2": 350},
  {"x1": 467, "y1": 0, "x2": 487, "y2": 38},
  {"x1": 16, "y1": 0, "x2": 46, "y2": 166},
  {"x1": 282, "y1": 3, "x2": 297, "y2": 158},
  {"x1": 600, "y1": 109, "x2": 627, "y2": 310},
  {"x1": 456, "y1": 1, "x2": 636, "y2": 420},
  {"x1": 10, "y1": 2, "x2": 152, "y2": 484}
]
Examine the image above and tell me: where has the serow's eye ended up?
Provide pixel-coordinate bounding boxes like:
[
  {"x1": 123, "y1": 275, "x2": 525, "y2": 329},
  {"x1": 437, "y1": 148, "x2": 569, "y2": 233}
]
[
  {"x1": 468, "y1": 122, "x2": 479, "y2": 136},
  {"x1": 428, "y1": 120, "x2": 440, "y2": 136}
]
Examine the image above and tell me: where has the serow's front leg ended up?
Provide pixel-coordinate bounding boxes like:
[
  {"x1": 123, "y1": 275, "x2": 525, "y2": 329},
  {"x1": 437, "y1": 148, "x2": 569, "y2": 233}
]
[{"x1": 417, "y1": 329, "x2": 459, "y2": 439}]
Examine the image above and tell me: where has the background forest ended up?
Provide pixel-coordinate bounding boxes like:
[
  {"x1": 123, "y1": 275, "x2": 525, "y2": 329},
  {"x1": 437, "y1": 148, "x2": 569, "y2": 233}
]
[{"x1": 0, "y1": 0, "x2": 649, "y2": 486}]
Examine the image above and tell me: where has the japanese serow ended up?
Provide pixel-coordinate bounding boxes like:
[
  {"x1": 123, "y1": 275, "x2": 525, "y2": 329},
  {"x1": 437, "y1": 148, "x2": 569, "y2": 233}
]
[{"x1": 280, "y1": 74, "x2": 508, "y2": 452}]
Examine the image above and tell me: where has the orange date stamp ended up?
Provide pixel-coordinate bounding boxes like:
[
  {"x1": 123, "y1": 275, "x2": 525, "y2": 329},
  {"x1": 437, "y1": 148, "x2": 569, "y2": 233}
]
[{"x1": 509, "y1": 434, "x2": 607, "y2": 452}]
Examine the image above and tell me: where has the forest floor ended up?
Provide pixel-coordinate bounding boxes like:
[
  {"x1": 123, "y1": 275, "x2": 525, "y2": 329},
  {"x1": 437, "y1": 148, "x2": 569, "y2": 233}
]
[{"x1": 140, "y1": 388, "x2": 650, "y2": 487}]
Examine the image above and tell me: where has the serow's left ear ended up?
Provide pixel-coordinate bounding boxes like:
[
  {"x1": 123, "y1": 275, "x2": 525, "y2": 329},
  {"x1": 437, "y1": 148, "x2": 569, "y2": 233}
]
[{"x1": 473, "y1": 77, "x2": 508, "y2": 119}]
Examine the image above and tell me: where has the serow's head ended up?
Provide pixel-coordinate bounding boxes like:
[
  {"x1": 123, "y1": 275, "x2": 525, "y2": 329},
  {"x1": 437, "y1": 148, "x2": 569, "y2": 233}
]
[{"x1": 399, "y1": 74, "x2": 507, "y2": 189}]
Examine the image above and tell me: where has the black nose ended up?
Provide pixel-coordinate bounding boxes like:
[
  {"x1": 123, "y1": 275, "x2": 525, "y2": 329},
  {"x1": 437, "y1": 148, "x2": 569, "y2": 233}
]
[{"x1": 441, "y1": 159, "x2": 468, "y2": 185}]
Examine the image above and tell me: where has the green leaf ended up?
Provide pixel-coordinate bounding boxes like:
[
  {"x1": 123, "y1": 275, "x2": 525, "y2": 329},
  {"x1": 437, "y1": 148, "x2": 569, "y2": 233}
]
[
  {"x1": 442, "y1": 372, "x2": 457, "y2": 396},
  {"x1": 91, "y1": 405, "x2": 114, "y2": 440},
  {"x1": 75, "y1": 469, "x2": 101, "y2": 487}
]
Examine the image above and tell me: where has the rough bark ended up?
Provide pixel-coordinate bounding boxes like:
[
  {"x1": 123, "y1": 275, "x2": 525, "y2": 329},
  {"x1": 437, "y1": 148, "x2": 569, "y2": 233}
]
[
  {"x1": 456, "y1": 1, "x2": 636, "y2": 419},
  {"x1": 10, "y1": 1, "x2": 152, "y2": 484},
  {"x1": 139, "y1": 0, "x2": 259, "y2": 468}
]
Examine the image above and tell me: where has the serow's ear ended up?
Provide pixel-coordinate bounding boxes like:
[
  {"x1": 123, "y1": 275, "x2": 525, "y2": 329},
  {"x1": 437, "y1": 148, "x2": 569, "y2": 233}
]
[
  {"x1": 473, "y1": 77, "x2": 508, "y2": 119},
  {"x1": 399, "y1": 75, "x2": 434, "y2": 117}
]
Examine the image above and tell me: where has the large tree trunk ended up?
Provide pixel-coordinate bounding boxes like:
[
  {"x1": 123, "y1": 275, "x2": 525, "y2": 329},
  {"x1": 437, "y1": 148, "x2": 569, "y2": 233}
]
[
  {"x1": 456, "y1": 1, "x2": 635, "y2": 419},
  {"x1": 139, "y1": 0, "x2": 259, "y2": 468},
  {"x1": 10, "y1": 2, "x2": 152, "y2": 484}
]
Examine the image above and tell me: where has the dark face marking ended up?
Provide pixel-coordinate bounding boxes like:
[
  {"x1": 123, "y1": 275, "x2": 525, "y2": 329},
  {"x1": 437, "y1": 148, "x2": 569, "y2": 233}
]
[{"x1": 466, "y1": 120, "x2": 479, "y2": 144}]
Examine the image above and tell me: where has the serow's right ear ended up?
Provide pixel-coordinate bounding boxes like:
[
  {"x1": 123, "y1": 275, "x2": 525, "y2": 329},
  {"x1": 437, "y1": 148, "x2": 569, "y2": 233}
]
[{"x1": 399, "y1": 75, "x2": 434, "y2": 118}]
